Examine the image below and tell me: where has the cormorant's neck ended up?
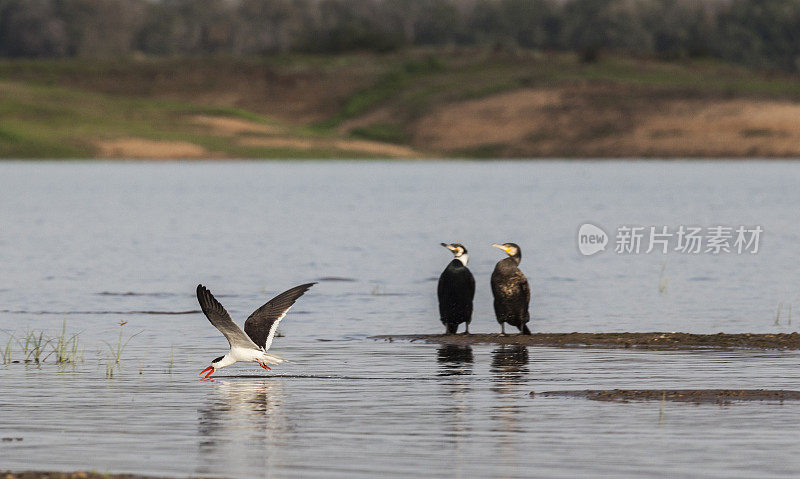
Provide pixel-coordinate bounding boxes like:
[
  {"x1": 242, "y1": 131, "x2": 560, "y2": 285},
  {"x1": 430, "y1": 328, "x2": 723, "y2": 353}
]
[
  {"x1": 502, "y1": 255, "x2": 521, "y2": 266},
  {"x1": 454, "y1": 253, "x2": 469, "y2": 266}
]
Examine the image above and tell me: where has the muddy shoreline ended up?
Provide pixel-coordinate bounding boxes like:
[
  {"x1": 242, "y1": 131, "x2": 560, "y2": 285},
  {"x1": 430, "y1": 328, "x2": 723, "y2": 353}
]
[
  {"x1": 535, "y1": 389, "x2": 800, "y2": 404},
  {"x1": 371, "y1": 332, "x2": 800, "y2": 350},
  {"x1": 0, "y1": 473, "x2": 187, "y2": 479}
]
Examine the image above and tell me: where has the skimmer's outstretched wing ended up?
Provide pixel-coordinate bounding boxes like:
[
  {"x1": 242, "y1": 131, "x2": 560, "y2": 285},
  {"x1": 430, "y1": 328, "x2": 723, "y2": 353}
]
[
  {"x1": 197, "y1": 284, "x2": 260, "y2": 350},
  {"x1": 244, "y1": 283, "x2": 315, "y2": 351}
]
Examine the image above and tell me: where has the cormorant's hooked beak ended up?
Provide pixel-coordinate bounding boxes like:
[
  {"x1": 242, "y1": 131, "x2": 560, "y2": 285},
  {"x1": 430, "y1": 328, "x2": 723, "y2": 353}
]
[
  {"x1": 441, "y1": 242, "x2": 457, "y2": 252},
  {"x1": 491, "y1": 243, "x2": 511, "y2": 255},
  {"x1": 199, "y1": 366, "x2": 215, "y2": 378}
]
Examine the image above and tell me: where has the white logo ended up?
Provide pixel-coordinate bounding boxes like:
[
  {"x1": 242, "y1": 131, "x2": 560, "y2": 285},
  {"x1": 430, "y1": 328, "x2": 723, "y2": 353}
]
[{"x1": 578, "y1": 223, "x2": 608, "y2": 256}]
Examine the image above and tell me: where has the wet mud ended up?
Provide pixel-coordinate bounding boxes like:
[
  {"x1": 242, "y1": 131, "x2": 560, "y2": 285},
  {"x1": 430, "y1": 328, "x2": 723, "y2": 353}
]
[
  {"x1": 372, "y1": 332, "x2": 800, "y2": 350},
  {"x1": 534, "y1": 389, "x2": 800, "y2": 404}
]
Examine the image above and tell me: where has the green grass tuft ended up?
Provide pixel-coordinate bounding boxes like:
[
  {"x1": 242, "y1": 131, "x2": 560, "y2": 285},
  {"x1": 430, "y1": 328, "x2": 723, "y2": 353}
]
[
  {"x1": 103, "y1": 321, "x2": 142, "y2": 364},
  {"x1": 51, "y1": 320, "x2": 82, "y2": 364},
  {"x1": 2, "y1": 332, "x2": 13, "y2": 365}
]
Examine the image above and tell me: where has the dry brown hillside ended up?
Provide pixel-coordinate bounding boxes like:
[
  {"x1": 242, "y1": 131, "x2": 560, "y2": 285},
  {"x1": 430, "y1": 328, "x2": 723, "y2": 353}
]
[{"x1": 2, "y1": 50, "x2": 799, "y2": 158}]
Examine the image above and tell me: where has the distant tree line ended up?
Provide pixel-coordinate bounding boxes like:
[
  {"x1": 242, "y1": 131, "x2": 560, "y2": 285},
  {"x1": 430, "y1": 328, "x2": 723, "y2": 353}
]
[{"x1": 0, "y1": 0, "x2": 798, "y2": 72}]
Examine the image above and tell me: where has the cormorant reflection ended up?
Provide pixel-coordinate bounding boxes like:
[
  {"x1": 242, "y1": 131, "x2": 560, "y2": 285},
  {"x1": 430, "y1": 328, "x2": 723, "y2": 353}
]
[
  {"x1": 437, "y1": 344, "x2": 474, "y2": 376},
  {"x1": 490, "y1": 344, "x2": 529, "y2": 376},
  {"x1": 490, "y1": 344, "x2": 530, "y2": 402},
  {"x1": 490, "y1": 345, "x2": 531, "y2": 447},
  {"x1": 436, "y1": 343, "x2": 473, "y2": 459}
]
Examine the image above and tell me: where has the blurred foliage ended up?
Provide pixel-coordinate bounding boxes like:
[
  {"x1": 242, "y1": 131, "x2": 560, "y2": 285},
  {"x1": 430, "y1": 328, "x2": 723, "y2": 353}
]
[{"x1": 0, "y1": 0, "x2": 798, "y2": 73}]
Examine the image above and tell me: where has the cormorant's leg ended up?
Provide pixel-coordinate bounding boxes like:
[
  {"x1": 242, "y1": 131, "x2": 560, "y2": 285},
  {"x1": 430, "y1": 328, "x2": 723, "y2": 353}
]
[
  {"x1": 501, "y1": 323, "x2": 506, "y2": 335},
  {"x1": 464, "y1": 323, "x2": 470, "y2": 335}
]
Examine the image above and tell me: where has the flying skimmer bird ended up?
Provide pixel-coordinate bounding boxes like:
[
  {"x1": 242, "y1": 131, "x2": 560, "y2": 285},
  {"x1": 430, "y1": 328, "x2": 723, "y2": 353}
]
[{"x1": 196, "y1": 283, "x2": 315, "y2": 378}]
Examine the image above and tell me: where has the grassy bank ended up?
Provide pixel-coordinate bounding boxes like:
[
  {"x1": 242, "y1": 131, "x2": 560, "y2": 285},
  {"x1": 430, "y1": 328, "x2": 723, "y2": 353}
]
[
  {"x1": 2, "y1": 49, "x2": 800, "y2": 159},
  {"x1": 0, "y1": 77, "x2": 419, "y2": 159}
]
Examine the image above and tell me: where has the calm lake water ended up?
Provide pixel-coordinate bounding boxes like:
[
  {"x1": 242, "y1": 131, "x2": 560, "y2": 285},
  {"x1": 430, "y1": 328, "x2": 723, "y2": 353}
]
[{"x1": 1, "y1": 160, "x2": 800, "y2": 478}]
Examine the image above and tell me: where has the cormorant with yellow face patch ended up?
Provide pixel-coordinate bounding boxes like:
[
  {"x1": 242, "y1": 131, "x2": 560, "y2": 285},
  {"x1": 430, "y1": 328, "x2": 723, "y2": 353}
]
[{"x1": 490, "y1": 243, "x2": 531, "y2": 335}]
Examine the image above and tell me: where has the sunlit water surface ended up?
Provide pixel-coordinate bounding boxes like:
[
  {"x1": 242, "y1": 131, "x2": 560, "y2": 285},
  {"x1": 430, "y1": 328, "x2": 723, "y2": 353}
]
[{"x1": 2, "y1": 161, "x2": 800, "y2": 478}]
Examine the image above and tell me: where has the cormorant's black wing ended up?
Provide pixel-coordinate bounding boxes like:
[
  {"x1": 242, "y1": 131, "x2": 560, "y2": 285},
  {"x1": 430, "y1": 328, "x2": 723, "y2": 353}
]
[
  {"x1": 466, "y1": 267, "x2": 476, "y2": 300},
  {"x1": 438, "y1": 261, "x2": 475, "y2": 301},
  {"x1": 437, "y1": 269, "x2": 447, "y2": 301},
  {"x1": 519, "y1": 273, "x2": 531, "y2": 310},
  {"x1": 244, "y1": 283, "x2": 315, "y2": 350},
  {"x1": 196, "y1": 284, "x2": 259, "y2": 349}
]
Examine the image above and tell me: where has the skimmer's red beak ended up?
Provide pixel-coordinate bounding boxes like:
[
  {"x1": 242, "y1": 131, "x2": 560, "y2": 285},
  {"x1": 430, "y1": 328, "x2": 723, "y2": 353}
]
[{"x1": 199, "y1": 366, "x2": 215, "y2": 378}]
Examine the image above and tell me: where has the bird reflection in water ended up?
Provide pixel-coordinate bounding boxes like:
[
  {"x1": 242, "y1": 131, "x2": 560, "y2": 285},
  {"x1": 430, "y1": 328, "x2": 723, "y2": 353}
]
[
  {"x1": 490, "y1": 345, "x2": 530, "y2": 413},
  {"x1": 437, "y1": 344, "x2": 474, "y2": 376},
  {"x1": 490, "y1": 344, "x2": 531, "y2": 456},
  {"x1": 196, "y1": 380, "x2": 292, "y2": 476},
  {"x1": 491, "y1": 344, "x2": 530, "y2": 377},
  {"x1": 436, "y1": 344, "x2": 473, "y2": 462}
]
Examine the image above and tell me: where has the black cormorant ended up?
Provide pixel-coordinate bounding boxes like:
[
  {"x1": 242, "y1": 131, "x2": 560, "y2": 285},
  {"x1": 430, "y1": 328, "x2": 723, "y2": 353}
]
[
  {"x1": 437, "y1": 243, "x2": 475, "y2": 334},
  {"x1": 490, "y1": 243, "x2": 531, "y2": 335}
]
